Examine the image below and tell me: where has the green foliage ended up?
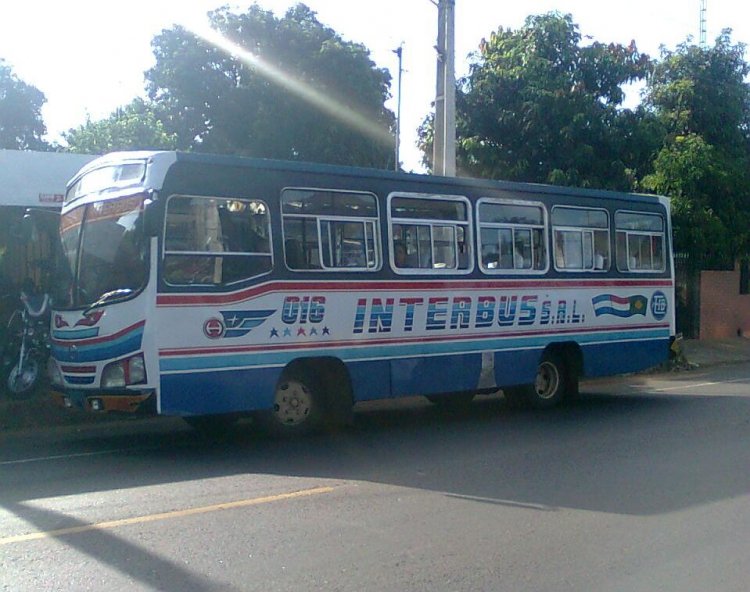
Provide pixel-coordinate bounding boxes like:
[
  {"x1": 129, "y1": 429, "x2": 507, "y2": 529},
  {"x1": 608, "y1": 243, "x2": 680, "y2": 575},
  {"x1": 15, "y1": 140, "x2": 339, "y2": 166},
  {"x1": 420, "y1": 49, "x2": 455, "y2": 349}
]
[
  {"x1": 648, "y1": 31, "x2": 750, "y2": 151},
  {"x1": 63, "y1": 99, "x2": 178, "y2": 154},
  {"x1": 644, "y1": 31, "x2": 750, "y2": 264},
  {"x1": 642, "y1": 134, "x2": 737, "y2": 264},
  {"x1": 0, "y1": 59, "x2": 48, "y2": 150},
  {"x1": 145, "y1": 3, "x2": 395, "y2": 168},
  {"x1": 420, "y1": 12, "x2": 659, "y2": 190}
]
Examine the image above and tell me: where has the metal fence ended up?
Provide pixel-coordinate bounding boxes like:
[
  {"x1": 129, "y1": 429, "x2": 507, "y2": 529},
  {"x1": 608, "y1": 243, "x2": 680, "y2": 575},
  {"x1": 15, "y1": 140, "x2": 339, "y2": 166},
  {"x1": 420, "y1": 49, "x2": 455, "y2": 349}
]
[{"x1": 674, "y1": 252, "x2": 700, "y2": 339}]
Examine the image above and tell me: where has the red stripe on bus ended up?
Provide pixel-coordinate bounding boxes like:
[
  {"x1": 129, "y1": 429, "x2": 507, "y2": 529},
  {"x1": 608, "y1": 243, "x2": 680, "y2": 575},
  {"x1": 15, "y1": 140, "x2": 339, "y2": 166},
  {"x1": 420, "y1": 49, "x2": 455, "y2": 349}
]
[
  {"x1": 156, "y1": 279, "x2": 674, "y2": 307},
  {"x1": 158, "y1": 322, "x2": 671, "y2": 357},
  {"x1": 60, "y1": 365, "x2": 97, "y2": 373}
]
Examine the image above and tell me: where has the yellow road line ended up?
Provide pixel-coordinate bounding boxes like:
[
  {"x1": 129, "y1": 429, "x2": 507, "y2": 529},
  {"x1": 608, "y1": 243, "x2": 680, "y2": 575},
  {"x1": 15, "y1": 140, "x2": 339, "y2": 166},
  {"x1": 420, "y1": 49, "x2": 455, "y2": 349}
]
[{"x1": 1, "y1": 486, "x2": 335, "y2": 546}]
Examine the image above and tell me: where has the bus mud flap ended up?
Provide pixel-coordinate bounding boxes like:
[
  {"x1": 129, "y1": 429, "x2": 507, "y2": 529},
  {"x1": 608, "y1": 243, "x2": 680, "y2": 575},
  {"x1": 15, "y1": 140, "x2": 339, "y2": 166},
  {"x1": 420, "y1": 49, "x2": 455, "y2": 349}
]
[{"x1": 477, "y1": 351, "x2": 497, "y2": 390}]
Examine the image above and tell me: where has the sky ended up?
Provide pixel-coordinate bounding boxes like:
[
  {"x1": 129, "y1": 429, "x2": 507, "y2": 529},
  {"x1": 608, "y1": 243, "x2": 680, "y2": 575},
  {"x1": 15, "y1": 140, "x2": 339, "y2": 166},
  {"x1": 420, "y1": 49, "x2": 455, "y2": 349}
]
[{"x1": 1, "y1": 1, "x2": 748, "y2": 172}]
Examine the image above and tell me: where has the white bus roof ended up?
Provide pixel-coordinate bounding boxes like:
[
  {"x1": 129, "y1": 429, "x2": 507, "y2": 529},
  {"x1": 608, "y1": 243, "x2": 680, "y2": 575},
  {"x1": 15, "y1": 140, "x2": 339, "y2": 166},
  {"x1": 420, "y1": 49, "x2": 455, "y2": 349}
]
[{"x1": 0, "y1": 150, "x2": 97, "y2": 208}]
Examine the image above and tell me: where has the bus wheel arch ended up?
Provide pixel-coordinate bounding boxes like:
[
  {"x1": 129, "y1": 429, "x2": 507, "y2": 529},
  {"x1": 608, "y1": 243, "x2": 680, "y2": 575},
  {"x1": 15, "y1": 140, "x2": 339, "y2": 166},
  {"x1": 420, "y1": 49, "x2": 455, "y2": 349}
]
[
  {"x1": 258, "y1": 357, "x2": 353, "y2": 435},
  {"x1": 549, "y1": 341, "x2": 583, "y2": 399},
  {"x1": 506, "y1": 342, "x2": 582, "y2": 409}
]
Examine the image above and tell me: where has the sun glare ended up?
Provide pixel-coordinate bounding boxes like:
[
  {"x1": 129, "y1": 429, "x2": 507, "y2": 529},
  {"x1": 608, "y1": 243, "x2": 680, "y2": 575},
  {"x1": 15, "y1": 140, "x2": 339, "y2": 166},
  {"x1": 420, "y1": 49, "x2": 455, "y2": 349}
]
[{"x1": 185, "y1": 22, "x2": 394, "y2": 148}]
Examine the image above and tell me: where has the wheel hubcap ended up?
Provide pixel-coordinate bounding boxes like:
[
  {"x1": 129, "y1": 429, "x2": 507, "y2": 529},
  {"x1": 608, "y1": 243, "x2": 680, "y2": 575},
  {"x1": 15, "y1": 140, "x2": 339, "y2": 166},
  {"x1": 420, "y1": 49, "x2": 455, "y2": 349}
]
[
  {"x1": 534, "y1": 361, "x2": 560, "y2": 400},
  {"x1": 273, "y1": 379, "x2": 313, "y2": 426}
]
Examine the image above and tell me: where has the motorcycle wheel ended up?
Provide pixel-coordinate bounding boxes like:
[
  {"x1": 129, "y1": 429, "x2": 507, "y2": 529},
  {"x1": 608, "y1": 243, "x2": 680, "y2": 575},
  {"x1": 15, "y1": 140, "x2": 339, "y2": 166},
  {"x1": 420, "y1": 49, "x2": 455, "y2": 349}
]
[{"x1": 7, "y1": 358, "x2": 40, "y2": 398}]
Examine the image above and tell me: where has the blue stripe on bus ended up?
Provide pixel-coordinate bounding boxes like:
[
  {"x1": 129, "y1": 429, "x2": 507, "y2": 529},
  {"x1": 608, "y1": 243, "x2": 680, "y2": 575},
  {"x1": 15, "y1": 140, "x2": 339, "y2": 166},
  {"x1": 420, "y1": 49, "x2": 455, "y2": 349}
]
[
  {"x1": 64, "y1": 375, "x2": 96, "y2": 385},
  {"x1": 159, "y1": 328, "x2": 670, "y2": 373},
  {"x1": 157, "y1": 337, "x2": 671, "y2": 415},
  {"x1": 52, "y1": 327, "x2": 100, "y2": 340},
  {"x1": 52, "y1": 327, "x2": 144, "y2": 363},
  {"x1": 581, "y1": 338, "x2": 669, "y2": 377}
]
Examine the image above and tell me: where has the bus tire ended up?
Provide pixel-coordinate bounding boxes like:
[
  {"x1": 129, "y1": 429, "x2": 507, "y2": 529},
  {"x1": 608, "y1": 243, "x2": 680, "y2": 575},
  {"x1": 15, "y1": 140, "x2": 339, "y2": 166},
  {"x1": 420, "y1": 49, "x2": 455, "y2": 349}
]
[
  {"x1": 505, "y1": 351, "x2": 568, "y2": 409},
  {"x1": 525, "y1": 351, "x2": 567, "y2": 408},
  {"x1": 258, "y1": 366, "x2": 324, "y2": 436},
  {"x1": 566, "y1": 368, "x2": 580, "y2": 400}
]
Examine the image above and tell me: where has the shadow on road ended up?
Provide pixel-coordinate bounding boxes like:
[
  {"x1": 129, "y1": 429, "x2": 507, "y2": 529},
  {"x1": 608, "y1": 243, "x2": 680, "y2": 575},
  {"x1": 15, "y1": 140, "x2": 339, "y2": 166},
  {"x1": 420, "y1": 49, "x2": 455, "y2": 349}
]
[
  {"x1": 3, "y1": 383, "x2": 750, "y2": 588},
  {"x1": 3, "y1": 388, "x2": 749, "y2": 518}
]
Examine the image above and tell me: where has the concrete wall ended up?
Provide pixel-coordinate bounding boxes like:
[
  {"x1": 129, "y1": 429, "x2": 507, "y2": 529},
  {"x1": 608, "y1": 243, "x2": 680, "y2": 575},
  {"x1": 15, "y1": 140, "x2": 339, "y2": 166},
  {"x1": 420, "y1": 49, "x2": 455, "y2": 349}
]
[{"x1": 700, "y1": 264, "x2": 750, "y2": 339}]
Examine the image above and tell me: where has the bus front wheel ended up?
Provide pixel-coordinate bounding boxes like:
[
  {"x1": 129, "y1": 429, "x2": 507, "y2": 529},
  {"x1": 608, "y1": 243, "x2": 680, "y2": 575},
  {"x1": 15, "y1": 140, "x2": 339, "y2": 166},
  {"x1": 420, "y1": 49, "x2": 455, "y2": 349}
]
[{"x1": 258, "y1": 366, "x2": 324, "y2": 436}]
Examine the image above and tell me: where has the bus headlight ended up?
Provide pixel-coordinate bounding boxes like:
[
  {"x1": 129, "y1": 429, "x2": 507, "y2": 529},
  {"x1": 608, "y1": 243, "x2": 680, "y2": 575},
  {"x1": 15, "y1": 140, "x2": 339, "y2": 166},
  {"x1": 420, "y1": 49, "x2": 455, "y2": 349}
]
[
  {"x1": 128, "y1": 355, "x2": 147, "y2": 384},
  {"x1": 101, "y1": 354, "x2": 147, "y2": 388}
]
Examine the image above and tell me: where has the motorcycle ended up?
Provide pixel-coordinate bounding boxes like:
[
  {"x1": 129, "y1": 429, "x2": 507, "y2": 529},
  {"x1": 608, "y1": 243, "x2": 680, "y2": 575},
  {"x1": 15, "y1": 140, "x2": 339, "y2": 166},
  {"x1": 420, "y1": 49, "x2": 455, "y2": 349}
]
[{"x1": 1, "y1": 288, "x2": 51, "y2": 398}]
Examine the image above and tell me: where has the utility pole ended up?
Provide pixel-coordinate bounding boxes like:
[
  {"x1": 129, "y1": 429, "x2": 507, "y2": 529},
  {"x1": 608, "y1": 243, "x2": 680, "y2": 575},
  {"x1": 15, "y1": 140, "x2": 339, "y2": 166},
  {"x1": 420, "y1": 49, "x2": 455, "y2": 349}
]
[
  {"x1": 431, "y1": 0, "x2": 456, "y2": 177},
  {"x1": 699, "y1": 0, "x2": 707, "y2": 47},
  {"x1": 393, "y1": 44, "x2": 403, "y2": 171}
]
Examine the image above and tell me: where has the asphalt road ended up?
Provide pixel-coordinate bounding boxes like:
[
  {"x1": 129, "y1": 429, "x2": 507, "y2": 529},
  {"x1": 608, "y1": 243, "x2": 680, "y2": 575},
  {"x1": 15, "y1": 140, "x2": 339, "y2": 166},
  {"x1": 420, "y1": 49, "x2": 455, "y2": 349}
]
[{"x1": 2, "y1": 363, "x2": 750, "y2": 592}]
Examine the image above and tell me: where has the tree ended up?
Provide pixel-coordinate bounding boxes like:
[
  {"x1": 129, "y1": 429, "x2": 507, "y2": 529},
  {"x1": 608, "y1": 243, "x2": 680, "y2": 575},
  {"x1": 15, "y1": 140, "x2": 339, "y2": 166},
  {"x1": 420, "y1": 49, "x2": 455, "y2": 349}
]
[
  {"x1": 63, "y1": 99, "x2": 178, "y2": 154},
  {"x1": 642, "y1": 31, "x2": 750, "y2": 265},
  {"x1": 145, "y1": 3, "x2": 395, "y2": 168},
  {"x1": 419, "y1": 13, "x2": 659, "y2": 190},
  {"x1": 642, "y1": 134, "x2": 737, "y2": 264},
  {"x1": 0, "y1": 59, "x2": 47, "y2": 150},
  {"x1": 647, "y1": 32, "x2": 750, "y2": 154}
]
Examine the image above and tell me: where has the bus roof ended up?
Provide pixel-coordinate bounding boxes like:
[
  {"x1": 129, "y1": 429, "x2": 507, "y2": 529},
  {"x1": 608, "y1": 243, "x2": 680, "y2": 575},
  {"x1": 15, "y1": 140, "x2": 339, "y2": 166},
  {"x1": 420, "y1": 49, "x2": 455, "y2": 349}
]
[{"x1": 73, "y1": 150, "x2": 668, "y2": 207}]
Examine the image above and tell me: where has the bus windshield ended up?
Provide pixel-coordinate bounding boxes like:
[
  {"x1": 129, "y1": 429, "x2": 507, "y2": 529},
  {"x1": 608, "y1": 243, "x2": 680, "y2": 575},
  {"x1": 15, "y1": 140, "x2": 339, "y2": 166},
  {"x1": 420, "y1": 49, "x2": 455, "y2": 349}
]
[{"x1": 57, "y1": 194, "x2": 149, "y2": 308}]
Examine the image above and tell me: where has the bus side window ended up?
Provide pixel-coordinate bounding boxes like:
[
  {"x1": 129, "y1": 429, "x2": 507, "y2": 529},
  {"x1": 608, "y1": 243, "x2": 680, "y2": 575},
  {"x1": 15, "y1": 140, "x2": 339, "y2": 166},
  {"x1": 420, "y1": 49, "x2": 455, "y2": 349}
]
[
  {"x1": 551, "y1": 206, "x2": 609, "y2": 272},
  {"x1": 393, "y1": 240, "x2": 408, "y2": 268},
  {"x1": 163, "y1": 196, "x2": 272, "y2": 286},
  {"x1": 478, "y1": 199, "x2": 547, "y2": 273},
  {"x1": 389, "y1": 194, "x2": 472, "y2": 273},
  {"x1": 281, "y1": 189, "x2": 379, "y2": 272},
  {"x1": 615, "y1": 211, "x2": 665, "y2": 272},
  {"x1": 285, "y1": 239, "x2": 305, "y2": 269}
]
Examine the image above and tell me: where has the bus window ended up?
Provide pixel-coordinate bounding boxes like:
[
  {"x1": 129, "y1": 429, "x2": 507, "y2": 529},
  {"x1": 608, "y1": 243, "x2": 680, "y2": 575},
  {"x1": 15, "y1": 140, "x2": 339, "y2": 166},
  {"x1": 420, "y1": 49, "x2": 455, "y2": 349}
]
[
  {"x1": 478, "y1": 199, "x2": 547, "y2": 273},
  {"x1": 552, "y1": 206, "x2": 609, "y2": 271},
  {"x1": 388, "y1": 193, "x2": 472, "y2": 273},
  {"x1": 281, "y1": 189, "x2": 379, "y2": 271},
  {"x1": 163, "y1": 196, "x2": 272, "y2": 286},
  {"x1": 615, "y1": 211, "x2": 665, "y2": 272}
]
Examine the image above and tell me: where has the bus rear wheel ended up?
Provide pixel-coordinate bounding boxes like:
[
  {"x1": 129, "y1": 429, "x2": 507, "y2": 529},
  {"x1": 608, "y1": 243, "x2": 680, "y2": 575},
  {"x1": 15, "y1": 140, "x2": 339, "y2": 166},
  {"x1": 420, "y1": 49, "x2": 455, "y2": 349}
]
[
  {"x1": 258, "y1": 366, "x2": 324, "y2": 436},
  {"x1": 506, "y1": 351, "x2": 569, "y2": 409}
]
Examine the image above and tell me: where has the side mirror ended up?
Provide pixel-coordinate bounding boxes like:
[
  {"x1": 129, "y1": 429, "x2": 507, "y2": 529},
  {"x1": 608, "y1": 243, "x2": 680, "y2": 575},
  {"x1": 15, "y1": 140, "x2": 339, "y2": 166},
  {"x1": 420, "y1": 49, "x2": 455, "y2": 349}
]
[{"x1": 142, "y1": 198, "x2": 162, "y2": 237}]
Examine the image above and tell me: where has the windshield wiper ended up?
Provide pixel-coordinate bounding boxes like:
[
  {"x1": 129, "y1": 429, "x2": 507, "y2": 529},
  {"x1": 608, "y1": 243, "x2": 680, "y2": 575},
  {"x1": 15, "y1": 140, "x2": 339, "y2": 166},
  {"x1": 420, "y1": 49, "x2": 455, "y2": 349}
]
[{"x1": 84, "y1": 288, "x2": 134, "y2": 314}]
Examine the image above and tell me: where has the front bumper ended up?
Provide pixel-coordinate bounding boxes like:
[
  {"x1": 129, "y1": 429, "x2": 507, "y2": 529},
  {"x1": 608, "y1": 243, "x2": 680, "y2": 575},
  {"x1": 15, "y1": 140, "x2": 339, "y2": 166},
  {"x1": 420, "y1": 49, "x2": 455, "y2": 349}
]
[{"x1": 50, "y1": 387, "x2": 157, "y2": 415}]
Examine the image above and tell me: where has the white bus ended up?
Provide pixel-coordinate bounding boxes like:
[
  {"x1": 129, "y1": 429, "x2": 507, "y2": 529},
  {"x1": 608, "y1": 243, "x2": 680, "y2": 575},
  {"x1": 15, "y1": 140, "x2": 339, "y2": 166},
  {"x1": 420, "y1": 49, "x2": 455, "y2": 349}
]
[{"x1": 49, "y1": 151, "x2": 675, "y2": 434}]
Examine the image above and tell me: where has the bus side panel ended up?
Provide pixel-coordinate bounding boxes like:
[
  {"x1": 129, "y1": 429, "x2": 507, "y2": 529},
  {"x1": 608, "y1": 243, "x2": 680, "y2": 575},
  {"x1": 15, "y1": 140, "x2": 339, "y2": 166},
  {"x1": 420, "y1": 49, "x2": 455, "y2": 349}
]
[
  {"x1": 389, "y1": 353, "x2": 483, "y2": 397},
  {"x1": 159, "y1": 368, "x2": 279, "y2": 416},
  {"x1": 347, "y1": 360, "x2": 392, "y2": 401},
  {"x1": 493, "y1": 348, "x2": 542, "y2": 388},
  {"x1": 582, "y1": 338, "x2": 671, "y2": 378}
]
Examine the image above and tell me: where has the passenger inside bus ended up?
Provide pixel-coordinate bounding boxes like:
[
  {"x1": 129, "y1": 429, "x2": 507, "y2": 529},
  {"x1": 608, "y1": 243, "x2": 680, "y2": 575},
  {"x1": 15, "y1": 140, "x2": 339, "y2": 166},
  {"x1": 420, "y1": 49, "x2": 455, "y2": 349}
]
[{"x1": 394, "y1": 241, "x2": 408, "y2": 268}]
